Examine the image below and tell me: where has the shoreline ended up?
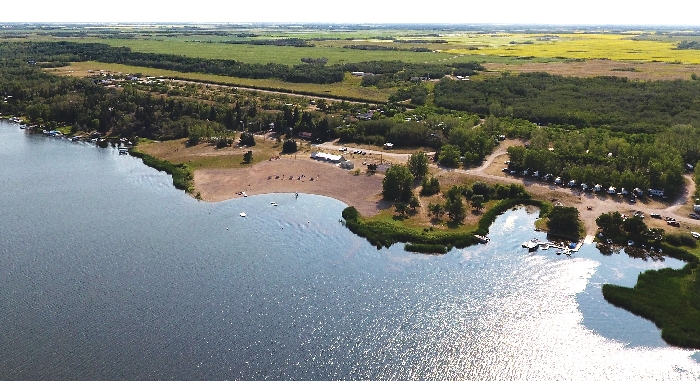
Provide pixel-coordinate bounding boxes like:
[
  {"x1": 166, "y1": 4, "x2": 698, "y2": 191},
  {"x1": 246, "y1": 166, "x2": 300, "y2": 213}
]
[{"x1": 194, "y1": 157, "x2": 390, "y2": 217}]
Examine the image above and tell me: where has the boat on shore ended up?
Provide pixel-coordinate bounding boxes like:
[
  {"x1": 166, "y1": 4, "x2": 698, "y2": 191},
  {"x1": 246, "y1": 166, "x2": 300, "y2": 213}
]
[{"x1": 474, "y1": 235, "x2": 490, "y2": 244}]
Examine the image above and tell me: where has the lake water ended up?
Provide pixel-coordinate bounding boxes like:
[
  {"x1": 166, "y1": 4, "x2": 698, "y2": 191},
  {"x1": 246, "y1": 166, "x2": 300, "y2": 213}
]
[{"x1": 1, "y1": 120, "x2": 699, "y2": 380}]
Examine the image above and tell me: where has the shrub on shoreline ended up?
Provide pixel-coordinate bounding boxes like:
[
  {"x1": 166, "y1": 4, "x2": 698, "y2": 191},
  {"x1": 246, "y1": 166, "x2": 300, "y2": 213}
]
[{"x1": 129, "y1": 150, "x2": 194, "y2": 193}]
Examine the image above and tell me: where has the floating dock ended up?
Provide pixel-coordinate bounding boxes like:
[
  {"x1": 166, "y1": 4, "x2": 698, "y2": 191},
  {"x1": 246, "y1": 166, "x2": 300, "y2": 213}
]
[{"x1": 522, "y1": 239, "x2": 584, "y2": 256}]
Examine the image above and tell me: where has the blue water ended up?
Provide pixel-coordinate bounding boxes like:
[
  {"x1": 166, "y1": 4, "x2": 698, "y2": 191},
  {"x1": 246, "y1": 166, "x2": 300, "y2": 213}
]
[{"x1": 0, "y1": 121, "x2": 698, "y2": 380}]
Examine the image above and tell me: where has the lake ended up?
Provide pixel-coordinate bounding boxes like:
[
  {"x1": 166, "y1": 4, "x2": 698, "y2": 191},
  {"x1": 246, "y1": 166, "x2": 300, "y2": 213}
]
[{"x1": 0, "y1": 120, "x2": 698, "y2": 380}]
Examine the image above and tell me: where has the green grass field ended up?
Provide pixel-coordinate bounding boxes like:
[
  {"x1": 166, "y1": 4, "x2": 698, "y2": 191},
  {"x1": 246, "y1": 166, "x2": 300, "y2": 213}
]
[{"x1": 48, "y1": 62, "x2": 395, "y2": 103}]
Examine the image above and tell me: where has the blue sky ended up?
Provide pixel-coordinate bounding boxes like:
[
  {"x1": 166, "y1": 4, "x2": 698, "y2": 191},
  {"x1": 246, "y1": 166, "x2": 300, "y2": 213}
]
[{"x1": 1, "y1": 0, "x2": 698, "y2": 26}]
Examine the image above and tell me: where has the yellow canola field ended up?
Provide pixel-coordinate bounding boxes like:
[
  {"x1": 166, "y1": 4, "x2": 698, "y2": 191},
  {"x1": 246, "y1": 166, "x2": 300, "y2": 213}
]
[{"x1": 446, "y1": 33, "x2": 700, "y2": 64}]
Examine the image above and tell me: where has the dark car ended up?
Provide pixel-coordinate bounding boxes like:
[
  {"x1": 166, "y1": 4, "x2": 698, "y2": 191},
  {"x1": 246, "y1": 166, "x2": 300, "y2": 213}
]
[{"x1": 689, "y1": 213, "x2": 700, "y2": 220}]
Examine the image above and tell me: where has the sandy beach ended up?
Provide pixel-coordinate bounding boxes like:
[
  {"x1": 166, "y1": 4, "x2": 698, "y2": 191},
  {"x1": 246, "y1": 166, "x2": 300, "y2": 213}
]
[{"x1": 194, "y1": 157, "x2": 389, "y2": 216}]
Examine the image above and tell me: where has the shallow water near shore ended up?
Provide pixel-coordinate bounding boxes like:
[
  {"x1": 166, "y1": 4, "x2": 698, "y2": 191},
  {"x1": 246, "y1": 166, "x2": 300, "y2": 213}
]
[{"x1": 1, "y1": 120, "x2": 699, "y2": 380}]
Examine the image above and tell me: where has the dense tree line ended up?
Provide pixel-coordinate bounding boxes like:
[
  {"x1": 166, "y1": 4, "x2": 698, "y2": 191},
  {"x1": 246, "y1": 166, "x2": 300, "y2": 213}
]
[
  {"x1": 222, "y1": 38, "x2": 313, "y2": 47},
  {"x1": 338, "y1": 119, "x2": 438, "y2": 148},
  {"x1": 0, "y1": 62, "x2": 277, "y2": 140},
  {"x1": 0, "y1": 42, "x2": 484, "y2": 86},
  {"x1": 505, "y1": 127, "x2": 686, "y2": 196},
  {"x1": 0, "y1": 41, "x2": 344, "y2": 84},
  {"x1": 343, "y1": 44, "x2": 431, "y2": 52},
  {"x1": 357, "y1": 61, "x2": 484, "y2": 88},
  {"x1": 434, "y1": 72, "x2": 700, "y2": 131},
  {"x1": 677, "y1": 41, "x2": 700, "y2": 50}
]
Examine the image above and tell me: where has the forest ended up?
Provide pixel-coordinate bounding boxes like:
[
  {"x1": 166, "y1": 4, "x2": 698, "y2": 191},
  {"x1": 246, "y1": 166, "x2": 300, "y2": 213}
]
[{"x1": 433, "y1": 72, "x2": 700, "y2": 131}]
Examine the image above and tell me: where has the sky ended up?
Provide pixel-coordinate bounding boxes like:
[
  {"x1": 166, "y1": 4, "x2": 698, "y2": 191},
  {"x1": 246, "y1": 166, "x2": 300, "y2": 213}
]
[{"x1": 1, "y1": 0, "x2": 699, "y2": 26}]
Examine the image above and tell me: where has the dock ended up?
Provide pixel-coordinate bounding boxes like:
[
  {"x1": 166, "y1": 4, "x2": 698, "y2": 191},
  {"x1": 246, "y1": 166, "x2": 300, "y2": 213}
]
[{"x1": 522, "y1": 239, "x2": 585, "y2": 256}]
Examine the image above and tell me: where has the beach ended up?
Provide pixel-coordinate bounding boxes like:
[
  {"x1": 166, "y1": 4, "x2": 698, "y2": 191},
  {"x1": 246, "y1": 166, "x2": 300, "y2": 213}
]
[{"x1": 194, "y1": 157, "x2": 388, "y2": 216}]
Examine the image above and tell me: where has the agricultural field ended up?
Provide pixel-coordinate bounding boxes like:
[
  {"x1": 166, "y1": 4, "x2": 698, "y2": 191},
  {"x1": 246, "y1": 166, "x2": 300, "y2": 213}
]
[
  {"x1": 8, "y1": 25, "x2": 700, "y2": 81},
  {"x1": 446, "y1": 33, "x2": 700, "y2": 64},
  {"x1": 46, "y1": 61, "x2": 395, "y2": 103}
]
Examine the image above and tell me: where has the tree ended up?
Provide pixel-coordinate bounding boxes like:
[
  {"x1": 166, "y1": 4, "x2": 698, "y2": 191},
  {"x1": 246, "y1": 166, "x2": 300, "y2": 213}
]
[
  {"x1": 428, "y1": 202, "x2": 444, "y2": 220},
  {"x1": 243, "y1": 150, "x2": 253, "y2": 163},
  {"x1": 239, "y1": 132, "x2": 256, "y2": 146},
  {"x1": 470, "y1": 194, "x2": 485, "y2": 211},
  {"x1": 471, "y1": 181, "x2": 493, "y2": 201},
  {"x1": 623, "y1": 216, "x2": 648, "y2": 242},
  {"x1": 408, "y1": 194, "x2": 420, "y2": 211},
  {"x1": 395, "y1": 202, "x2": 408, "y2": 216},
  {"x1": 438, "y1": 144, "x2": 461, "y2": 167},
  {"x1": 596, "y1": 211, "x2": 625, "y2": 239},
  {"x1": 420, "y1": 176, "x2": 440, "y2": 196},
  {"x1": 407, "y1": 151, "x2": 429, "y2": 178},
  {"x1": 187, "y1": 131, "x2": 201, "y2": 147},
  {"x1": 444, "y1": 185, "x2": 466, "y2": 223},
  {"x1": 282, "y1": 139, "x2": 298, "y2": 154},
  {"x1": 382, "y1": 164, "x2": 414, "y2": 201},
  {"x1": 547, "y1": 206, "x2": 581, "y2": 239}
]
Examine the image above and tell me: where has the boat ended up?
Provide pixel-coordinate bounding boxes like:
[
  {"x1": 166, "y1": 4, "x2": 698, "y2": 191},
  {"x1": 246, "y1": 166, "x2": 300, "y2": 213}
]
[
  {"x1": 242, "y1": 192, "x2": 247, "y2": 197},
  {"x1": 270, "y1": 202, "x2": 278, "y2": 206},
  {"x1": 522, "y1": 239, "x2": 540, "y2": 251},
  {"x1": 474, "y1": 235, "x2": 489, "y2": 244},
  {"x1": 240, "y1": 212, "x2": 247, "y2": 217}
]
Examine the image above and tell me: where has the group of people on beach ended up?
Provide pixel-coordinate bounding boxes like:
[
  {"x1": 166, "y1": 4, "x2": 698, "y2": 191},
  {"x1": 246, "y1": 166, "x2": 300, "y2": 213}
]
[{"x1": 267, "y1": 174, "x2": 318, "y2": 182}]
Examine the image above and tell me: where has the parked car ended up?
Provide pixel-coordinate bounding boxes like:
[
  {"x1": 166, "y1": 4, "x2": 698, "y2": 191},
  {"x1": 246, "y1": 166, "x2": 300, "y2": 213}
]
[{"x1": 689, "y1": 213, "x2": 700, "y2": 220}]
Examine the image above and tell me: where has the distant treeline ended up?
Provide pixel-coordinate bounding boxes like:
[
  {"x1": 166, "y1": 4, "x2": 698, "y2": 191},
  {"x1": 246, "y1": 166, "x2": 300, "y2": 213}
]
[
  {"x1": 434, "y1": 72, "x2": 700, "y2": 131},
  {"x1": 394, "y1": 39, "x2": 447, "y2": 44},
  {"x1": 222, "y1": 38, "x2": 313, "y2": 47},
  {"x1": 0, "y1": 41, "x2": 481, "y2": 85},
  {"x1": 343, "y1": 44, "x2": 432, "y2": 52},
  {"x1": 676, "y1": 40, "x2": 700, "y2": 50},
  {"x1": 352, "y1": 60, "x2": 484, "y2": 88},
  {"x1": 0, "y1": 41, "x2": 344, "y2": 84}
]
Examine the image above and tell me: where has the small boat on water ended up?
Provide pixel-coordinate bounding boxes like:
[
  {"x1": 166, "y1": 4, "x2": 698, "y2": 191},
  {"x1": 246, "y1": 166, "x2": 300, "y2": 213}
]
[
  {"x1": 240, "y1": 212, "x2": 247, "y2": 217},
  {"x1": 522, "y1": 239, "x2": 540, "y2": 251},
  {"x1": 270, "y1": 202, "x2": 278, "y2": 206},
  {"x1": 474, "y1": 235, "x2": 490, "y2": 244}
]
